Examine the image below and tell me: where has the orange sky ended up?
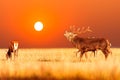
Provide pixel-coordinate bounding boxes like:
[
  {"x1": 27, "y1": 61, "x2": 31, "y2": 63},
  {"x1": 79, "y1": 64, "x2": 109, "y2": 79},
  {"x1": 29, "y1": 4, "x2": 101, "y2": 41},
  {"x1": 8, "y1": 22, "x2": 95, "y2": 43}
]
[{"x1": 0, "y1": 0, "x2": 120, "y2": 48}]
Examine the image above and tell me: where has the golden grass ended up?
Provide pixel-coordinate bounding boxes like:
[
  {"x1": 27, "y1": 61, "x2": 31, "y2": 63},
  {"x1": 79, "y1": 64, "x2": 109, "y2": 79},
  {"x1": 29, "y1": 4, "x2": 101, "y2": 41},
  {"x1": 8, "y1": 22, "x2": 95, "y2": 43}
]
[{"x1": 0, "y1": 48, "x2": 120, "y2": 79}]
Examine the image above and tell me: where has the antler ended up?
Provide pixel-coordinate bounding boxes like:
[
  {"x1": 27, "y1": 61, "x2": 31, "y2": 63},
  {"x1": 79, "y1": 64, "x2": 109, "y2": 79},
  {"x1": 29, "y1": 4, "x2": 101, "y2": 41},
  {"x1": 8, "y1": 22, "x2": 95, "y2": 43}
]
[
  {"x1": 70, "y1": 26, "x2": 92, "y2": 34},
  {"x1": 70, "y1": 25, "x2": 76, "y2": 32}
]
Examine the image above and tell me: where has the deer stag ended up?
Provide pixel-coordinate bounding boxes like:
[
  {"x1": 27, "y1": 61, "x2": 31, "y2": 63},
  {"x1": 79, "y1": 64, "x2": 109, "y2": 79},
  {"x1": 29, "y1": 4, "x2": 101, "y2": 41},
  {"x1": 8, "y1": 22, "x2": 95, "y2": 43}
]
[{"x1": 64, "y1": 26, "x2": 112, "y2": 60}]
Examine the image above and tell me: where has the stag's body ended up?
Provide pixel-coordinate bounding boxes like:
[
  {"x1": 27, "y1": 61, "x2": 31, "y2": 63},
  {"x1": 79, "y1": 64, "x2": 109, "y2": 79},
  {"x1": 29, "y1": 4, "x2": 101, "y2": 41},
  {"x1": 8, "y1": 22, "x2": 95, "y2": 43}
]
[
  {"x1": 64, "y1": 26, "x2": 112, "y2": 60},
  {"x1": 72, "y1": 36, "x2": 111, "y2": 59}
]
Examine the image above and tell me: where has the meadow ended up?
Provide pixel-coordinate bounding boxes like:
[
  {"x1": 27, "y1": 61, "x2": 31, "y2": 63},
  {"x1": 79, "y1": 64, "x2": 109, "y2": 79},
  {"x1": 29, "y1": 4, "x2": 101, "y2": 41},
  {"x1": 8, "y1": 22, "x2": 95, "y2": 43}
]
[{"x1": 0, "y1": 48, "x2": 120, "y2": 80}]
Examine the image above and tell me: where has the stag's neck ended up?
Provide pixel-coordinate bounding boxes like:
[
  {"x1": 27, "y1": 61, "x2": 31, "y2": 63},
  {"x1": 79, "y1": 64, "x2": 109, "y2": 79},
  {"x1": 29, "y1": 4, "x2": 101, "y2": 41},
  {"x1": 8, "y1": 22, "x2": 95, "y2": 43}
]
[{"x1": 71, "y1": 36, "x2": 81, "y2": 47}]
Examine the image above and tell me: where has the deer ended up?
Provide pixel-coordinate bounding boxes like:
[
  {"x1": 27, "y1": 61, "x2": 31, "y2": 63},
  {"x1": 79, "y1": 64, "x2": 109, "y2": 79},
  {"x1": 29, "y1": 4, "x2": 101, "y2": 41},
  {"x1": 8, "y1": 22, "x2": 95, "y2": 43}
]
[
  {"x1": 6, "y1": 41, "x2": 19, "y2": 60},
  {"x1": 64, "y1": 26, "x2": 112, "y2": 61}
]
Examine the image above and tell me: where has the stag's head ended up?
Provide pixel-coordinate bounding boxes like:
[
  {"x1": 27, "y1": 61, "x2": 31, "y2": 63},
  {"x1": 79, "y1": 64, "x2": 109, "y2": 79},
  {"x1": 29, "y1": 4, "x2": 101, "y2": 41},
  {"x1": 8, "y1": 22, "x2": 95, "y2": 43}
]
[
  {"x1": 64, "y1": 26, "x2": 92, "y2": 42},
  {"x1": 64, "y1": 31, "x2": 77, "y2": 42}
]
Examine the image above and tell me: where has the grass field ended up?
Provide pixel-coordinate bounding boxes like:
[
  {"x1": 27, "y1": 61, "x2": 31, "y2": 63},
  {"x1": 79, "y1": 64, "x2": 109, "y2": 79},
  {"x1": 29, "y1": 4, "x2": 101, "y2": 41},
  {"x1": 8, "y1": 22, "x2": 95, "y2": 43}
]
[{"x1": 0, "y1": 48, "x2": 120, "y2": 80}]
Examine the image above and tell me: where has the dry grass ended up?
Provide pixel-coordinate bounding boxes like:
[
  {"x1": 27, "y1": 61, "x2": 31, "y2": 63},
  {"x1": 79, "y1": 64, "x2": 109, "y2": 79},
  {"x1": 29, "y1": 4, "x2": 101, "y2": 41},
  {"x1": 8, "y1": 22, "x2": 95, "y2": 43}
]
[{"x1": 0, "y1": 48, "x2": 120, "y2": 80}]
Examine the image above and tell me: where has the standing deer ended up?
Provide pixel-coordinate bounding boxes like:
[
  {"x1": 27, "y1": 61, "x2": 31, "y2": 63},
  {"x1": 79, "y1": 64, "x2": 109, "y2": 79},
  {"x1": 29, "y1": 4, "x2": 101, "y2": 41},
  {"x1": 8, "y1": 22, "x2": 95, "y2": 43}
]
[
  {"x1": 64, "y1": 26, "x2": 112, "y2": 60},
  {"x1": 6, "y1": 41, "x2": 19, "y2": 60}
]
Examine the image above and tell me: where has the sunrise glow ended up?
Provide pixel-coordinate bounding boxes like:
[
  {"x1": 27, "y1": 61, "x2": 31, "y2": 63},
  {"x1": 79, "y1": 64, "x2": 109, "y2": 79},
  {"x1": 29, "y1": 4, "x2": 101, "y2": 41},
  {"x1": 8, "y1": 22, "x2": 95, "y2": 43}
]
[{"x1": 34, "y1": 21, "x2": 43, "y2": 31}]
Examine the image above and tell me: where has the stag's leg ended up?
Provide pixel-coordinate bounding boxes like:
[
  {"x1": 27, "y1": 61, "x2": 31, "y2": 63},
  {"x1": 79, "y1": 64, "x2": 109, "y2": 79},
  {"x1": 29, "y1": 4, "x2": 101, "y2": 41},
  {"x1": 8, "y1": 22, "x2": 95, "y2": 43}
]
[
  {"x1": 85, "y1": 52, "x2": 88, "y2": 59},
  {"x1": 105, "y1": 53, "x2": 109, "y2": 60},
  {"x1": 89, "y1": 50, "x2": 95, "y2": 57},
  {"x1": 106, "y1": 48, "x2": 112, "y2": 58},
  {"x1": 107, "y1": 48, "x2": 112, "y2": 55},
  {"x1": 76, "y1": 49, "x2": 81, "y2": 58},
  {"x1": 93, "y1": 49, "x2": 98, "y2": 57},
  {"x1": 93, "y1": 50, "x2": 96, "y2": 57},
  {"x1": 104, "y1": 46, "x2": 112, "y2": 59},
  {"x1": 102, "y1": 50, "x2": 109, "y2": 60},
  {"x1": 94, "y1": 50, "x2": 97, "y2": 57},
  {"x1": 80, "y1": 51, "x2": 84, "y2": 61},
  {"x1": 80, "y1": 53, "x2": 83, "y2": 61}
]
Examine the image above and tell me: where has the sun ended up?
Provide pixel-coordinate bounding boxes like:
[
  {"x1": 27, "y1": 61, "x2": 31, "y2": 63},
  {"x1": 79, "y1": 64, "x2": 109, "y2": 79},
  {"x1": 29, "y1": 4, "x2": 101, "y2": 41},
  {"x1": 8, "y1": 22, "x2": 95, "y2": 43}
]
[{"x1": 34, "y1": 21, "x2": 43, "y2": 31}]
